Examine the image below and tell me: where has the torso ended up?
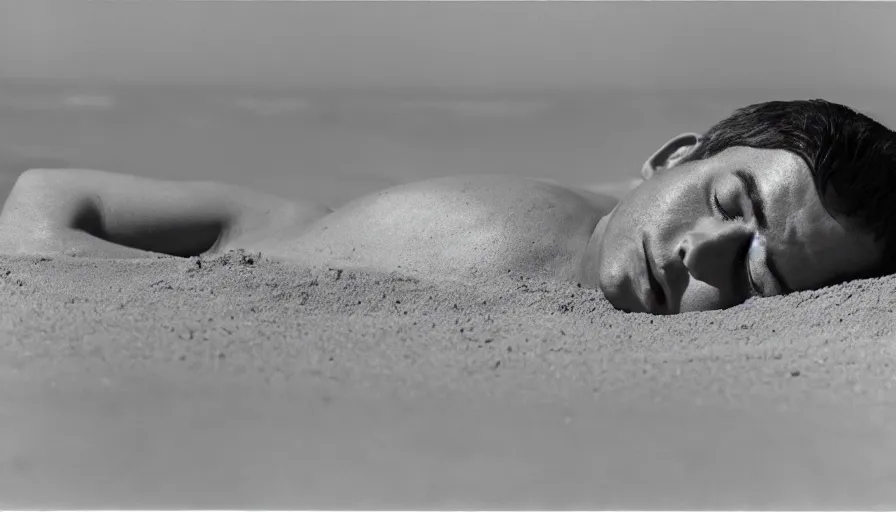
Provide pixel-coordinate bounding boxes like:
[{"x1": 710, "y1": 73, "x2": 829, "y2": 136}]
[{"x1": 240, "y1": 175, "x2": 614, "y2": 284}]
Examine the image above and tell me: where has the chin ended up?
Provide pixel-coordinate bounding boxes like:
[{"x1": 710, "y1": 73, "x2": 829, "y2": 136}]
[{"x1": 598, "y1": 269, "x2": 646, "y2": 313}]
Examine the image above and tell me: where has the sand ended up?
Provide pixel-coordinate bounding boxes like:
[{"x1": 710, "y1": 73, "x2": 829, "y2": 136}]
[{"x1": 1, "y1": 250, "x2": 895, "y2": 508}]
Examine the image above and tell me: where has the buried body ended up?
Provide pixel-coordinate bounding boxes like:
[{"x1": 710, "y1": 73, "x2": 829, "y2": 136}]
[{"x1": 0, "y1": 100, "x2": 893, "y2": 314}]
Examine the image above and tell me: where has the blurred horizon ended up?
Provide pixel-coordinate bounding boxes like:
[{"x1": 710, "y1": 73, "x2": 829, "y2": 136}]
[{"x1": 3, "y1": 1, "x2": 896, "y2": 207}]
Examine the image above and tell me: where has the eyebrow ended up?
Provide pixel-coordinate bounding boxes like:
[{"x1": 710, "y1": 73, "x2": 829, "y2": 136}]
[{"x1": 733, "y1": 169, "x2": 794, "y2": 294}]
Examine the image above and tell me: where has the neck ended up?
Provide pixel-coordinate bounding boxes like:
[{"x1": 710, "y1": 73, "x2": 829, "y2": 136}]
[{"x1": 578, "y1": 213, "x2": 609, "y2": 288}]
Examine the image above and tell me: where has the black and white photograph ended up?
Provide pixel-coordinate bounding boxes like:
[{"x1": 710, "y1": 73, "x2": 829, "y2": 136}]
[{"x1": 1, "y1": 0, "x2": 895, "y2": 508}]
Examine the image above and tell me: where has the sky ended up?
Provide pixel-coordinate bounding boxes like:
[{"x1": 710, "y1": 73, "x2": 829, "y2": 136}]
[{"x1": 1, "y1": 1, "x2": 895, "y2": 91}]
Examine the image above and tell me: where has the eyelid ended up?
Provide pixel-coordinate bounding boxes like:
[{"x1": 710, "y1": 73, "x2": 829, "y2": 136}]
[
  {"x1": 712, "y1": 181, "x2": 778, "y2": 297},
  {"x1": 713, "y1": 189, "x2": 759, "y2": 295},
  {"x1": 712, "y1": 193, "x2": 736, "y2": 221}
]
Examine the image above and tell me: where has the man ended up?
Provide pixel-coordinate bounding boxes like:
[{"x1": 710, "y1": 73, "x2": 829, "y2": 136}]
[{"x1": 0, "y1": 100, "x2": 892, "y2": 314}]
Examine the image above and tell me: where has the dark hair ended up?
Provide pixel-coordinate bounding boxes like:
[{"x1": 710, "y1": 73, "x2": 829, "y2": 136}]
[{"x1": 682, "y1": 99, "x2": 896, "y2": 277}]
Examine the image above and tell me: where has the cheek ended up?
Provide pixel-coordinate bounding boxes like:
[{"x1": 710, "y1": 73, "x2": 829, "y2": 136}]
[
  {"x1": 598, "y1": 176, "x2": 688, "y2": 266},
  {"x1": 618, "y1": 173, "x2": 705, "y2": 251}
]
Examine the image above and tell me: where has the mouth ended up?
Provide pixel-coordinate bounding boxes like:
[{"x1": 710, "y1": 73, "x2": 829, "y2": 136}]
[{"x1": 642, "y1": 239, "x2": 667, "y2": 313}]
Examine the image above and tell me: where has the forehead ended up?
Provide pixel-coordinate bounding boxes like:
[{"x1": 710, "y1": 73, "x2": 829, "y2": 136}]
[{"x1": 709, "y1": 147, "x2": 883, "y2": 291}]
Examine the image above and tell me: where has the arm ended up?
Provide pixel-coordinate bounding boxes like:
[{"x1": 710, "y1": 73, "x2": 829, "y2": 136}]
[{"x1": 0, "y1": 168, "x2": 326, "y2": 258}]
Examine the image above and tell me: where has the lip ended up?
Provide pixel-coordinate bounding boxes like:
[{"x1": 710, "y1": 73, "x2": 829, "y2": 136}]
[{"x1": 642, "y1": 238, "x2": 669, "y2": 314}]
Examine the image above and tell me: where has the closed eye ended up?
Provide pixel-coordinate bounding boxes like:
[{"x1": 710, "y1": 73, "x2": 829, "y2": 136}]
[
  {"x1": 714, "y1": 193, "x2": 763, "y2": 297},
  {"x1": 713, "y1": 193, "x2": 737, "y2": 221}
]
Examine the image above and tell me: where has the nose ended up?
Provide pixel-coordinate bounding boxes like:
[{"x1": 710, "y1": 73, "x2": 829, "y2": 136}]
[{"x1": 676, "y1": 218, "x2": 753, "y2": 287}]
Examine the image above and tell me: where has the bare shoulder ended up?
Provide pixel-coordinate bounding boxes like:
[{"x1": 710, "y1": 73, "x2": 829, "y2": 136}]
[
  {"x1": 342, "y1": 174, "x2": 615, "y2": 216},
  {"x1": 300, "y1": 175, "x2": 613, "y2": 241}
]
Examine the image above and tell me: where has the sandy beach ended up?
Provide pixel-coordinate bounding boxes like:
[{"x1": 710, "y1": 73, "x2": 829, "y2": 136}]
[
  {"x1": 1, "y1": 250, "x2": 894, "y2": 508},
  {"x1": 5, "y1": 1, "x2": 896, "y2": 507}
]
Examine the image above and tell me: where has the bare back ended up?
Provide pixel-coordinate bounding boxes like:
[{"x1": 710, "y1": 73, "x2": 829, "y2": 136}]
[
  {"x1": 0, "y1": 170, "x2": 614, "y2": 286},
  {"x1": 243, "y1": 175, "x2": 614, "y2": 283}
]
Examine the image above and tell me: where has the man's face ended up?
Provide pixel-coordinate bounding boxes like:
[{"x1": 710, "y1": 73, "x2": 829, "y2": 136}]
[{"x1": 591, "y1": 145, "x2": 884, "y2": 314}]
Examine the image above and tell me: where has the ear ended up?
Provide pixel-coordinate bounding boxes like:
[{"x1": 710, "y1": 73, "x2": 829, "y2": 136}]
[{"x1": 641, "y1": 133, "x2": 701, "y2": 181}]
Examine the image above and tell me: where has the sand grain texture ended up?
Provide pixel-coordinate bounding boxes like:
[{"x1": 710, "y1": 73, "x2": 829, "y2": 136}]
[{"x1": 1, "y1": 251, "x2": 895, "y2": 508}]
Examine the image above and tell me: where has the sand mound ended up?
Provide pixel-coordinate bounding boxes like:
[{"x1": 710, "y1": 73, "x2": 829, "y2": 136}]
[{"x1": 1, "y1": 250, "x2": 895, "y2": 508}]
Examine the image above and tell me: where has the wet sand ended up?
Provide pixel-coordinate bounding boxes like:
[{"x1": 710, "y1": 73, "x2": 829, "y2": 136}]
[{"x1": 1, "y1": 250, "x2": 895, "y2": 508}]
